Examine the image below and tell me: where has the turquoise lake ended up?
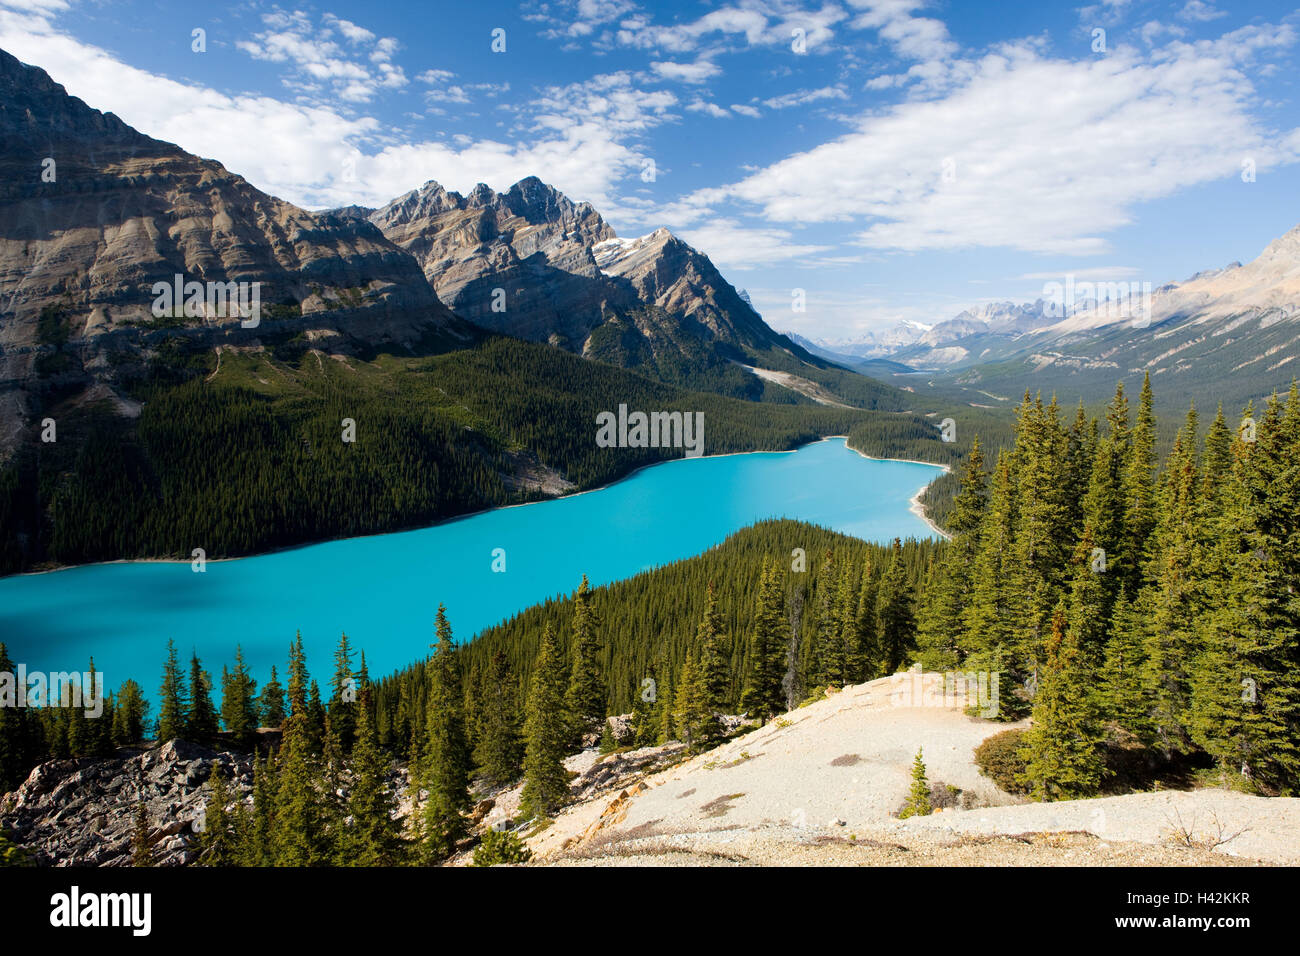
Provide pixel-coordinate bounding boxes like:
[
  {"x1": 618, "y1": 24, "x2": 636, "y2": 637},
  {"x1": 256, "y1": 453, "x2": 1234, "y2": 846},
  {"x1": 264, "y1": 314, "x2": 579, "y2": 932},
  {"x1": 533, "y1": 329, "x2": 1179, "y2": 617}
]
[{"x1": 0, "y1": 438, "x2": 943, "y2": 691}]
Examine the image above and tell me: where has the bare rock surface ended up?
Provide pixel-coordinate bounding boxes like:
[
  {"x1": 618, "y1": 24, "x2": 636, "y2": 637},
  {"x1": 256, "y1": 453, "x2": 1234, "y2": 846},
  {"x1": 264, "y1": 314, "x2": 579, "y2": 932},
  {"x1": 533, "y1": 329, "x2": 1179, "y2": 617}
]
[{"x1": 0, "y1": 739, "x2": 250, "y2": 867}]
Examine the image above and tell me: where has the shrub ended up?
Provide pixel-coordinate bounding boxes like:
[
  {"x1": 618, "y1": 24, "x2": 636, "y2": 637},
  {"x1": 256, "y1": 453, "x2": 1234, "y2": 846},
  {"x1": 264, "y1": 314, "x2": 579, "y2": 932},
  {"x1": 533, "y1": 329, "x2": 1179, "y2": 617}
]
[
  {"x1": 974, "y1": 729, "x2": 1031, "y2": 795},
  {"x1": 472, "y1": 828, "x2": 533, "y2": 867}
]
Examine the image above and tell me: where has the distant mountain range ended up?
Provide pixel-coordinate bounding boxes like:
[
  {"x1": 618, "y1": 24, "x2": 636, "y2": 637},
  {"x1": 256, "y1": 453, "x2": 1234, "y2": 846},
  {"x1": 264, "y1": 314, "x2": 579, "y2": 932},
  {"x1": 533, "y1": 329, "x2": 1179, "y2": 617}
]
[{"x1": 798, "y1": 234, "x2": 1300, "y2": 411}]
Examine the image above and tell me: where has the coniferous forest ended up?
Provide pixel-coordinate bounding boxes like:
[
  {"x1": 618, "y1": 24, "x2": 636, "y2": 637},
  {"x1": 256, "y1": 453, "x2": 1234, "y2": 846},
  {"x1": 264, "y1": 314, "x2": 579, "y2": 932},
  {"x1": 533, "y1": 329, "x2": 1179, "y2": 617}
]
[{"x1": 3, "y1": 376, "x2": 1296, "y2": 866}]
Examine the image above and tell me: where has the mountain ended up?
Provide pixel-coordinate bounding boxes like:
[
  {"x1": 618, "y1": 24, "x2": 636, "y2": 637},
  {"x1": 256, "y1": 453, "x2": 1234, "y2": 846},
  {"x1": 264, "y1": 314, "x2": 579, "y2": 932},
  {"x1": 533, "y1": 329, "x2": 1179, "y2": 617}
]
[
  {"x1": 0, "y1": 47, "x2": 460, "y2": 459},
  {"x1": 366, "y1": 178, "x2": 834, "y2": 398},
  {"x1": 904, "y1": 231, "x2": 1300, "y2": 410},
  {"x1": 815, "y1": 320, "x2": 930, "y2": 359}
]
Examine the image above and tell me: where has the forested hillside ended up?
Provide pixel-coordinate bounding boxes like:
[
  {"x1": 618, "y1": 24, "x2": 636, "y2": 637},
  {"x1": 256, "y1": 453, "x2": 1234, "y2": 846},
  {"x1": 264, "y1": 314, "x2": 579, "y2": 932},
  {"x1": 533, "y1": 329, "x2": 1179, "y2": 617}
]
[{"x1": 0, "y1": 334, "x2": 947, "y2": 575}]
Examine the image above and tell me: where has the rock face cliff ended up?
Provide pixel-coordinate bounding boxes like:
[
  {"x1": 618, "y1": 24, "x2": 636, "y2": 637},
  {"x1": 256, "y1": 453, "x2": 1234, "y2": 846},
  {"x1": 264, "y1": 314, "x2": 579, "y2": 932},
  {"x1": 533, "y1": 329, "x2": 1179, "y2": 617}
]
[
  {"x1": 0, "y1": 47, "x2": 458, "y2": 459},
  {"x1": 367, "y1": 179, "x2": 797, "y2": 363}
]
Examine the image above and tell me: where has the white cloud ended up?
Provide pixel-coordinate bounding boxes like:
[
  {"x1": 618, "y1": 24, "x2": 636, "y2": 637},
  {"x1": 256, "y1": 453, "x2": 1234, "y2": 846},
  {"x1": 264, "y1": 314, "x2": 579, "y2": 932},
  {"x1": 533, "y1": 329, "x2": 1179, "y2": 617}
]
[
  {"x1": 686, "y1": 39, "x2": 1300, "y2": 255},
  {"x1": 762, "y1": 85, "x2": 846, "y2": 108},
  {"x1": 1177, "y1": 1, "x2": 1228, "y2": 23},
  {"x1": 686, "y1": 98, "x2": 731, "y2": 118},
  {"x1": 0, "y1": 7, "x2": 649, "y2": 211},
  {"x1": 611, "y1": 1, "x2": 843, "y2": 55},
  {"x1": 677, "y1": 219, "x2": 831, "y2": 269},
  {"x1": 845, "y1": 0, "x2": 958, "y2": 62},
  {"x1": 730, "y1": 103, "x2": 761, "y2": 117},
  {"x1": 236, "y1": 10, "x2": 407, "y2": 104},
  {"x1": 650, "y1": 57, "x2": 721, "y2": 83}
]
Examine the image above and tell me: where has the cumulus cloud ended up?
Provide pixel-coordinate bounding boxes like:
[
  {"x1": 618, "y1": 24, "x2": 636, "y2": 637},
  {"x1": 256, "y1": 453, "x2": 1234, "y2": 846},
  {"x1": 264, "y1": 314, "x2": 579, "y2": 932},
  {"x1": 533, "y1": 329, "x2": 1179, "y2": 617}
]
[
  {"x1": 236, "y1": 9, "x2": 407, "y2": 103},
  {"x1": 650, "y1": 57, "x2": 721, "y2": 83},
  {"x1": 684, "y1": 39, "x2": 1300, "y2": 255},
  {"x1": 0, "y1": 6, "x2": 651, "y2": 210},
  {"x1": 677, "y1": 219, "x2": 831, "y2": 269}
]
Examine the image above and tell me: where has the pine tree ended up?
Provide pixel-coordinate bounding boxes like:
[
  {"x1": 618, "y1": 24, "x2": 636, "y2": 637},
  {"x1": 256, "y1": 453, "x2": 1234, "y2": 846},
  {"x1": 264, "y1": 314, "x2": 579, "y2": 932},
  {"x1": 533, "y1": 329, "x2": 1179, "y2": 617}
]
[
  {"x1": 131, "y1": 799, "x2": 153, "y2": 867},
  {"x1": 245, "y1": 751, "x2": 277, "y2": 867},
  {"x1": 520, "y1": 623, "x2": 571, "y2": 819},
  {"x1": 259, "y1": 665, "x2": 285, "y2": 729},
  {"x1": 1020, "y1": 603, "x2": 1105, "y2": 800},
  {"x1": 961, "y1": 450, "x2": 1019, "y2": 698},
  {"x1": 695, "y1": 583, "x2": 730, "y2": 743},
  {"x1": 305, "y1": 680, "x2": 326, "y2": 754},
  {"x1": 835, "y1": 557, "x2": 865, "y2": 680},
  {"x1": 1121, "y1": 371, "x2": 1158, "y2": 590},
  {"x1": 329, "y1": 632, "x2": 357, "y2": 754},
  {"x1": 915, "y1": 437, "x2": 987, "y2": 670},
  {"x1": 475, "y1": 650, "x2": 523, "y2": 787},
  {"x1": 111, "y1": 679, "x2": 148, "y2": 746},
  {"x1": 1188, "y1": 391, "x2": 1300, "y2": 791},
  {"x1": 287, "y1": 631, "x2": 308, "y2": 717},
  {"x1": 184, "y1": 652, "x2": 219, "y2": 741},
  {"x1": 220, "y1": 646, "x2": 258, "y2": 748},
  {"x1": 1100, "y1": 587, "x2": 1150, "y2": 739},
  {"x1": 672, "y1": 648, "x2": 711, "y2": 752},
  {"x1": 343, "y1": 678, "x2": 407, "y2": 865},
  {"x1": 199, "y1": 763, "x2": 234, "y2": 866},
  {"x1": 422, "y1": 604, "x2": 471, "y2": 861},
  {"x1": 0, "y1": 642, "x2": 40, "y2": 791},
  {"x1": 808, "y1": 552, "x2": 843, "y2": 686},
  {"x1": 740, "y1": 558, "x2": 787, "y2": 722},
  {"x1": 271, "y1": 710, "x2": 327, "y2": 866},
  {"x1": 565, "y1": 575, "x2": 604, "y2": 737},
  {"x1": 697, "y1": 583, "x2": 730, "y2": 707},
  {"x1": 1010, "y1": 393, "x2": 1072, "y2": 671},
  {"x1": 875, "y1": 538, "x2": 917, "y2": 677},
  {"x1": 1139, "y1": 408, "x2": 1202, "y2": 756},
  {"x1": 899, "y1": 748, "x2": 932, "y2": 818},
  {"x1": 156, "y1": 639, "x2": 187, "y2": 742}
]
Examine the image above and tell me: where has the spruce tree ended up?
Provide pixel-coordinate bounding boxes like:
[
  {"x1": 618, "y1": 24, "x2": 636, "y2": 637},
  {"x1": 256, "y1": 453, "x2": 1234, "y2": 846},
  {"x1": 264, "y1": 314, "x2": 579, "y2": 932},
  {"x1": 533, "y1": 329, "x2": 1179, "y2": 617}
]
[
  {"x1": 131, "y1": 800, "x2": 153, "y2": 867},
  {"x1": 156, "y1": 639, "x2": 187, "y2": 742},
  {"x1": 875, "y1": 538, "x2": 917, "y2": 677},
  {"x1": 899, "y1": 748, "x2": 932, "y2": 818},
  {"x1": 1121, "y1": 371, "x2": 1158, "y2": 591},
  {"x1": 344, "y1": 680, "x2": 407, "y2": 865},
  {"x1": 695, "y1": 583, "x2": 730, "y2": 743},
  {"x1": 329, "y1": 631, "x2": 357, "y2": 754},
  {"x1": 220, "y1": 646, "x2": 258, "y2": 748},
  {"x1": 915, "y1": 438, "x2": 987, "y2": 670},
  {"x1": 270, "y1": 710, "x2": 327, "y2": 866},
  {"x1": 1139, "y1": 409, "x2": 1202, "y2": 756},
  {"x1": 1099, "y1": 587, "x2": 1150, "y2": 740},
  {"x1": 1020, "y1": 603, "x2": 1105, "y2": 800},
  {"x1": 199, "y1": 763, "x2": 234, "y2": 866},
  {"x1": 184, "y1": 652, "x2": 219, "y2": 741},
  {"x1": 961, "y1": 450, "x2": 1020, "y2": 706},
  {"x1": 672, "y1": 648, "x2": 710, "y2": 752},
  {"x1": 259, "y1": 665, "x2": 285, "y2": 729},
  {"x1": 287, "y1": 630, "x2": 308, "y2": 717},
  {"x1": 1189, "y1": 391, "x2": 1300, "y2": 791},
  {"x1": 422, "y1": 604, "x2": 471, "y2": 861},
  {"x1": 740, "y1": 557, "x2": 787, "y2": 722},
  {"x1": 565, "y1": 575, "x2": 604, "y2": 735},
  {"x1": 475, "y1": 650, "x2": 523, "y2": 787},
  {"x1": 520, "y1": 623, "x2": 571, "y2": 819},
  {"x1": 111, "y1": 679, "x2": 148, "y2": 747}
]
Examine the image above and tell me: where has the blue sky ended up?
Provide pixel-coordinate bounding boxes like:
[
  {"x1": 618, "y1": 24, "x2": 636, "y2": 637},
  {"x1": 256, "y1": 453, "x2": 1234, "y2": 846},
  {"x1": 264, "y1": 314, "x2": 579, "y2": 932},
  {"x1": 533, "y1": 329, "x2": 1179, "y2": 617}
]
[{"x1": 3, "y1": 0, "x2": 1299, "y2": 340}]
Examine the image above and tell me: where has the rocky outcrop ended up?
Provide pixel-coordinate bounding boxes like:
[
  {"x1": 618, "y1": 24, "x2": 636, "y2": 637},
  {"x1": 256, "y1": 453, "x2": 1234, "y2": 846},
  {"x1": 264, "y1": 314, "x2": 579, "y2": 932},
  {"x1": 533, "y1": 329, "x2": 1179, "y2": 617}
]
[
  {"x1": 369, "y1": 177, "x2": 622, "y2": 346},
  {"x1": 0, "y1": 739, "x2": 252, "y2": 867},
  {"x1": 368, "y1": 178, "x2": 797, "y2": 362}
]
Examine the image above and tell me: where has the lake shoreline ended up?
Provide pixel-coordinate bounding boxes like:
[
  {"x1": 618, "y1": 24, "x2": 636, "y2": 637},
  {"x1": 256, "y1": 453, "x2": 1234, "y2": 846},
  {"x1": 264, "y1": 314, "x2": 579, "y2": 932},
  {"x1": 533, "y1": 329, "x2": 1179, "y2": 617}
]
[{"x1": 7, "y1": 437, "x2": 952, "y2": 579}]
